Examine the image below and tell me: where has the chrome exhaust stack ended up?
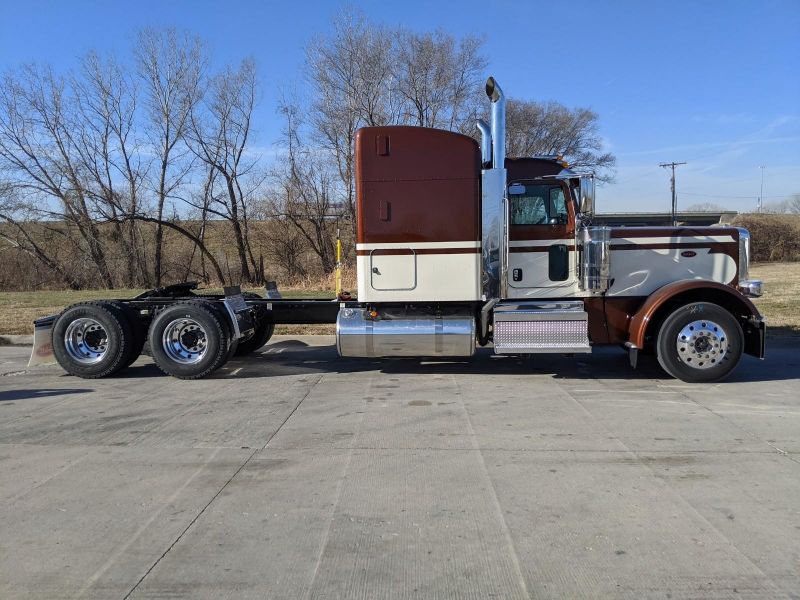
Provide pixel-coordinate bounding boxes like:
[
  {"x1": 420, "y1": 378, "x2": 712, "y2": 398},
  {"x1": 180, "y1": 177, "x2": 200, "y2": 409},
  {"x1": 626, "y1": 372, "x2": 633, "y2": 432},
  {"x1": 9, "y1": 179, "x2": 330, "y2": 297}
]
[
  {"x1": 485, "y1": 77, "x2": 505, "y2": 169},
  {"x1": 479, "y1": 76, "x2": 508, "y2": 301},
  {"x1": 477, "y1": 119, "x2": 492, "y2": 168}
]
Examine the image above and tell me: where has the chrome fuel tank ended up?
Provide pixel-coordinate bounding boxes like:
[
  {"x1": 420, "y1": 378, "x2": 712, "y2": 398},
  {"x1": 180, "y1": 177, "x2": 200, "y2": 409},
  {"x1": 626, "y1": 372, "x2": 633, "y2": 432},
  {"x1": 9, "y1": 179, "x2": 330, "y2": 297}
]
[{"x1": 336, "y1": 308, "x2": 476, "y2": 358}]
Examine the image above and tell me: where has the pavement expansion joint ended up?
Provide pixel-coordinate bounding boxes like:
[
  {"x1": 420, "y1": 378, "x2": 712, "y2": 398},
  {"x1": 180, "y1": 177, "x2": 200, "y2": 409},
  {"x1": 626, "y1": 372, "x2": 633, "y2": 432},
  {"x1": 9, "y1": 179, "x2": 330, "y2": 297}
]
[{"x1": 120, "y1": 373, "x2": 325, "y2": 599}]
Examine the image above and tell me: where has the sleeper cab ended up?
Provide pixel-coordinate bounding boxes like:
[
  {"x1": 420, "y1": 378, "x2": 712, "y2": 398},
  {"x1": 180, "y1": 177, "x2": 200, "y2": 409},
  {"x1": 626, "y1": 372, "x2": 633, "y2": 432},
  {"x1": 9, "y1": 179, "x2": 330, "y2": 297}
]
[{"x1": 355, "y1": 126, "x2": 482, "y2": 302}]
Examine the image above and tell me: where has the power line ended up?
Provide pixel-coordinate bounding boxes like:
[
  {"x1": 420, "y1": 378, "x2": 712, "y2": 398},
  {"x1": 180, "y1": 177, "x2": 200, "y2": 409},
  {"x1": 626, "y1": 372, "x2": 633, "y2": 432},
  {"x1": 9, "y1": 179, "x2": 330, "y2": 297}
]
[
  {"x1": 680, "y1": 191, "x2": 793, "y2": 200},
  {"x1": 659, "y1": 161, "x2": 687, "y2": 226}
]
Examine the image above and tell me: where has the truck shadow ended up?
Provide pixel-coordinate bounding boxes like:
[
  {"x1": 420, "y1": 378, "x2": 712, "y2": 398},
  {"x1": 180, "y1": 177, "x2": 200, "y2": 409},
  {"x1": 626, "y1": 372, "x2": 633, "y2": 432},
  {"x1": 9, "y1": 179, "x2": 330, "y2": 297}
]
[
  {"x1": 208, "y1": 339, "x2": 798, "y2": 384},
  {"x1": 0, "y1": 388, "x2": 94, "y2": 401}
]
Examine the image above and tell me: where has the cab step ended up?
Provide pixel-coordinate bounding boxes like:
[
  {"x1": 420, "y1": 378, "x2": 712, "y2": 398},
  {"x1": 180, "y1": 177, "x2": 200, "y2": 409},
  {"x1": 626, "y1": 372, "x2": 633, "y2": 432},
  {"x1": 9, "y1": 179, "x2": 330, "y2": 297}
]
[{"x1": 493, "y1": 301, "x2": 591, "y2": 354}]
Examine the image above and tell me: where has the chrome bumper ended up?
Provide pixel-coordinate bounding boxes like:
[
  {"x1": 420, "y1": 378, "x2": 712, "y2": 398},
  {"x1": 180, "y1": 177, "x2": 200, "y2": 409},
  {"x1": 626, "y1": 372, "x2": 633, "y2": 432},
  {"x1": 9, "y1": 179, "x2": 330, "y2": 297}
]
[{"x1": 738, "y1": 279, "x2": 763, "y2": 298}]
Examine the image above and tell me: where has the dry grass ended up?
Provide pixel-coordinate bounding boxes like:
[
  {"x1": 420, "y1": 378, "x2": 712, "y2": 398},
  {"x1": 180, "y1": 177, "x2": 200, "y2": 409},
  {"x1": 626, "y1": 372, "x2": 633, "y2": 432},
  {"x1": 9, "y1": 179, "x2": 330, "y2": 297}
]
[
  {"x1": 1, "y1": 263, "x2": 796, "y2": 337},
  {"x1": 749, "y1": 262, "x2": 800, "y2": 334}
]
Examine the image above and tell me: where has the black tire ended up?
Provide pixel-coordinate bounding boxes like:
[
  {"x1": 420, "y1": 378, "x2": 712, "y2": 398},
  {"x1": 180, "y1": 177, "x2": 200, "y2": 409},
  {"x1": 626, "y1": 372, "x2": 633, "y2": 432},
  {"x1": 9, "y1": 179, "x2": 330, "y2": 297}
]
[
  {"x1": 52, "y1": 302, "x2": 134, "y2": 378},
  {"x1": 233, "y1": 291, "x2": 273, "y2": 356},
  {"x1": 234, "y1": 321, "x2": 274, "y2": 356},
  {"x1": 99, "y1": 301, "x2": 146, "y2": 368},
  {"x1": 148, "y1": 301, "x2": 232, "y2": 379},
  {"x1": 656, "y1": 302, "x2": 743, "y2": 383}
]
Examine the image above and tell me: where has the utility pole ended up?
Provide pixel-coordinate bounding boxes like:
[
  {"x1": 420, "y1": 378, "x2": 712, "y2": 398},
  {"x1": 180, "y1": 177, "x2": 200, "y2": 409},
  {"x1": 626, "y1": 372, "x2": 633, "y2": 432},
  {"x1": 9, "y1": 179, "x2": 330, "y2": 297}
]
[
  {"x1": 659, "y1": 161, "x2": 687, "y2": 226},
  {"x1": 758, "y1": 165, "x2": 765, "y2": 213}
]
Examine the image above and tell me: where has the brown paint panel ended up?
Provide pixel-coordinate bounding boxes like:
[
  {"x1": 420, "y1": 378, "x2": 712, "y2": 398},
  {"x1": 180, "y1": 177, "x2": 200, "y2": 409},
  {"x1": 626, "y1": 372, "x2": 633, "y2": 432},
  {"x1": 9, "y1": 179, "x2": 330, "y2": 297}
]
[
  {"x1": 611, "y1": 242, "x2": 736, "y2": 251},
  {"x1": 582, "y1": 297, "x2": 610, "y2": 344},
  {"x1": 359, "y1": 179, "x2": 480, "y2": 243},
  {"x1": 582, "y1": 297, "x2": 647, "y2": 345},
  {"x1": 509, "y1": 224, "x2": 573, "y2": 241},
  {"x1": 610, "y1": 226, "x2": 740, "y2": 239},
  {"x1": 604, "y1": 297, "x2": 647, "y2": 344},
  {"x1": 355, "y1": 248, "x2": 479, "y2": 256},
  {"x1": 505, "y1": 157, "x2": 565, "y2": 180},
  {"x1": 509, "y1": 245, "x2": 576, "y2": 253},
  {"x1": 356, "y1": 126, "x2": 481, "y2": 245}
]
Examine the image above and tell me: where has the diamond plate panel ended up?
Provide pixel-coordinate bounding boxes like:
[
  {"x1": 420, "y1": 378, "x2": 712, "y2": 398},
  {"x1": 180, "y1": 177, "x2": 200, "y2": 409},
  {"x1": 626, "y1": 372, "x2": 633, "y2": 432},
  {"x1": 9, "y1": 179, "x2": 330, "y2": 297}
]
[{"x1": 494, "y1": 319, "x2": 590, "y2": 352}]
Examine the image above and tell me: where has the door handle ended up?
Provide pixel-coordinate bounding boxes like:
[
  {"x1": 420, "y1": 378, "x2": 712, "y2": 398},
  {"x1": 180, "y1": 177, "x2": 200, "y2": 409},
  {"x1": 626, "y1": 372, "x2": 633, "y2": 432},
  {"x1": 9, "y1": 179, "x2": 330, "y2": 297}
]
[
  {"x1": 372, "y1": 267, "x2": 380, "y2": 275},
  {"x1": 512, "y1": 268, "x2": 522, "y2": 282}
]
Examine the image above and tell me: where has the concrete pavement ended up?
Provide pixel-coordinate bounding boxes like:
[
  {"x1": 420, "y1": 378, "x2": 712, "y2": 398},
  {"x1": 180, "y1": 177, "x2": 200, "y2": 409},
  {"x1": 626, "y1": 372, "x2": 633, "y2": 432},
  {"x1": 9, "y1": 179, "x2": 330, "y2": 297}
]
[{"x1": 1, "y1": 336, "x2": 798, "y2": 599}]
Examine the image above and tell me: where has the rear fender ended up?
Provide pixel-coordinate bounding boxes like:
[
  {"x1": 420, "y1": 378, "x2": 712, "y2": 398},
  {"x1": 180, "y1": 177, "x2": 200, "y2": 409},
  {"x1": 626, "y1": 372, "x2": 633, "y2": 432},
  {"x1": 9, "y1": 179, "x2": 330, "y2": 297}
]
[{"x1": 628, "y1": 280, "x2": 764, "y2": 358}]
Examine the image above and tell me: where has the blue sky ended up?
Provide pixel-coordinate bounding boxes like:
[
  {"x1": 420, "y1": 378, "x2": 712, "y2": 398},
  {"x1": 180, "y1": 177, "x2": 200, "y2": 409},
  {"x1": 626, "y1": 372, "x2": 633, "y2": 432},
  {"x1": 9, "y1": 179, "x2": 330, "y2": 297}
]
[{"x1": 1, "y1": 0, "x2": 798, "y2": 212}]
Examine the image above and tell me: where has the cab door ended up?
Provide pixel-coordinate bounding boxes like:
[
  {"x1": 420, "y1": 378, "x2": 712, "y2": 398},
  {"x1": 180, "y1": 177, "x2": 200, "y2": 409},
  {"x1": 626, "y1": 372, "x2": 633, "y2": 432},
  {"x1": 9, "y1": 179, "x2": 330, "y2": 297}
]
[{"x1": 506, "y1": 181, "x2": 577, "y2": 297}]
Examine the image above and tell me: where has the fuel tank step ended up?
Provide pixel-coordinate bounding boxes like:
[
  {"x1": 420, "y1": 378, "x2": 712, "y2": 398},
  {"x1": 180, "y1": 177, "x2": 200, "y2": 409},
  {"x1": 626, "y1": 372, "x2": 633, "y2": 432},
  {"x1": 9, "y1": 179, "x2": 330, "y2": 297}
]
[{"x1": 493, "y1": 301, "x2": 590, "y2": 354}]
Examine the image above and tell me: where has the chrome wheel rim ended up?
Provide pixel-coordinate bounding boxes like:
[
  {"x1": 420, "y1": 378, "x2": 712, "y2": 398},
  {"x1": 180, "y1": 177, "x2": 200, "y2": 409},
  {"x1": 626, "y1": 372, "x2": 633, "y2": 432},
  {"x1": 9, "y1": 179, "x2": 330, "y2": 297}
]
[
  {"x1": 676, "y1": 319, "x2": 728, "y2": 370},
  {"x1": 64, "y1": 318, "x2": 108, "y2": 364},
  {"x1": 162, "y1": 318, "x2": 208, "y2": 364}
]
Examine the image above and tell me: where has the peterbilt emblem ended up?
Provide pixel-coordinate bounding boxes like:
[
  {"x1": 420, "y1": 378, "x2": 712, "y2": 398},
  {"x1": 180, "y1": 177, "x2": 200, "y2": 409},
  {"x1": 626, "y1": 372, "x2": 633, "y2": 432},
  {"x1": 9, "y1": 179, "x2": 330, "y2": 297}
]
[{"x1": 681, "y1": 250, "x2": 697, "y2": 257}]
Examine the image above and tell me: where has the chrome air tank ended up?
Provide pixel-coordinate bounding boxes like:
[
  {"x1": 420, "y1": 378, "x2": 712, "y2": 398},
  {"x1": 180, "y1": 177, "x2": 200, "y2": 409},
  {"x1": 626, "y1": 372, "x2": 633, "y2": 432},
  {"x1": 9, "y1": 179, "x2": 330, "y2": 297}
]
[{"x1": 336, "y1": 308, "x2": 476, "y2": 357}]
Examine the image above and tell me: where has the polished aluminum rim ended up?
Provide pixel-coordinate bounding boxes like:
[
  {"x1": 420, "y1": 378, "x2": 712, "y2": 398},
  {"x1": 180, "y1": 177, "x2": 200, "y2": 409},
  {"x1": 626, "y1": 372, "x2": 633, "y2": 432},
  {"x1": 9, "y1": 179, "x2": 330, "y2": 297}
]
[
  {"x1": 162, "y1": 318, "x2": 208, "y2": 364},
  {"x1": 676, "y1": 319, "x2": 728, "y2": 370},
  {"x1": 64, "y1": 318, "x2": 108, "y2": 364}
]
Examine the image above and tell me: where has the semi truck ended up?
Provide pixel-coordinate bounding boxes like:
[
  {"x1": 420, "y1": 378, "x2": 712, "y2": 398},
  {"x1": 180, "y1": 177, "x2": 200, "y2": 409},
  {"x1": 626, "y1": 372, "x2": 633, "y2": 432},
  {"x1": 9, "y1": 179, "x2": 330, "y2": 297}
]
[{"x1": 29, "y1": 77, "x2": 765, "y2": 383}]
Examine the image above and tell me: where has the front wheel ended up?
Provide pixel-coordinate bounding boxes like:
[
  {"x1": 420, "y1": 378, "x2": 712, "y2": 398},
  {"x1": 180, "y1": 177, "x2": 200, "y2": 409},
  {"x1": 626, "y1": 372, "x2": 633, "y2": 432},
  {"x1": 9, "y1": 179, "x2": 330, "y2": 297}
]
[{"x1": 656, "y1": 302, "x2": 743, "y2": 383}]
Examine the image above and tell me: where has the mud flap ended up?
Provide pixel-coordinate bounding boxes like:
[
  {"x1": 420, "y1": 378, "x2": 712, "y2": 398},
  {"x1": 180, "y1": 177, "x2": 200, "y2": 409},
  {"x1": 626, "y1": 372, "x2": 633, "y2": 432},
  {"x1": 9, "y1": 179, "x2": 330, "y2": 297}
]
[
  {"x1": 28, "y1": 315, "x2": 57, "y2": 367},
  {"x1": 624, "y1": 342, "x2": 638, "y2": 369},
  {"x1": 222, "y1": 286, "x2": 255, "y2": 340},
  {"x1": 744, "y1": 317, "x2": 766, "y2": 359}
]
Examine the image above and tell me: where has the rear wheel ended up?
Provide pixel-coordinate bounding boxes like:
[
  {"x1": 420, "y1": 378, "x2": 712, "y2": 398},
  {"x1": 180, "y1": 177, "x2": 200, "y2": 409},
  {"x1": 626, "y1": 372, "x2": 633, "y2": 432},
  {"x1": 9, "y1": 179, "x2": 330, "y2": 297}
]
[
  {"x1": 234, "y1": 321, "x2": 274, "y2": 356},
  {"x1": 52, "y1": 302, "x2": 133, "y2": 378},
  {"x1": 233, "y1": 292, "x2": 274, "y2": 356},
  {"x1": 656, "y1": 302, "x2": 743, "y2": 383},
  {"x1": 149, "y1": 301, "x2": 232, "y2": 379},
  {"x1": 99, "y1": 301, "x2": 146, "y2": 368}
]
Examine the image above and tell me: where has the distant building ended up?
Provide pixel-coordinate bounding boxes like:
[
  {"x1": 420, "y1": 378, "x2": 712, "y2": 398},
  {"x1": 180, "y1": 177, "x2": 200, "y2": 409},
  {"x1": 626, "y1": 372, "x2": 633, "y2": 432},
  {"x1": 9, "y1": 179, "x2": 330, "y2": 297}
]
[{"x1": 593, "y1": 211, "x2": 737, "y2": 227}]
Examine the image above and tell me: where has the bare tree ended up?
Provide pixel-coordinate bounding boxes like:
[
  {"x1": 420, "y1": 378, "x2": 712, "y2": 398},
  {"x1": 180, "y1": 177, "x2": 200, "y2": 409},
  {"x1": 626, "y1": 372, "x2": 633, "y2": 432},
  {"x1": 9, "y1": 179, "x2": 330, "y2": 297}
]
[
  {"x1": 0, "y1": 187, "x2": 83, "y2": 289},
  {"x1": 505, "y1": 99, "x2": 616, "y2": 182},
  {"x1": 685, "y1": 202, "x2": 730, "y2": 212},
  {"x1": 394, "y1": 29, "x2": 486, "y2": 132},
  {"x1": 761, "y1": 200, "x2": 789, "y2": 214},
  {"x1": 306, "y1": 11, "x2": 397, "y2": 227},
  {"x1": 0, "y1": 64, "x2": 115, "y2": 287},
  {"x1": 273, "y1": 100, "x2": 337, "y2": 273},
  {"x1": 136, "y1": 28, "x2": 204, "y2": 286},
  {"x1": 787, "y1": 194, "x2": 800, "y2": 214},
  {"x1": 73, "y1": 51, "x2": 151, "y2": 286},
  {"x1": 188, "y1": 58, "x2": 263, "y2": 284}
]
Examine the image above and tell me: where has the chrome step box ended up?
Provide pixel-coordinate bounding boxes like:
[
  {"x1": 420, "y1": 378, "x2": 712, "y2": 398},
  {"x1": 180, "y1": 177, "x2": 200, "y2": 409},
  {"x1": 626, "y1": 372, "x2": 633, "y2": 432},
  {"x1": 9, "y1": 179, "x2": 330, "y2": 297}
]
[{"x1": 493, "y1": 301, "x2": 590, "y2": 354}]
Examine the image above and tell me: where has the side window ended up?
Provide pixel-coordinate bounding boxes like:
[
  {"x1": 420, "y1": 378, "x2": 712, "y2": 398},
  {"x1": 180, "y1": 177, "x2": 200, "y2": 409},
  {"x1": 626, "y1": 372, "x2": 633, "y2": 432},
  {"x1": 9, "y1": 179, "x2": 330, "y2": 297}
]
[
  {"x1": 549, "y1": 187, "x2": 567, "y2": 223},
  {"x1": 511, "y1": 195, "x2": 547, "y2": 225},
  {"x1": 509, "y1": 184, "x2": 568, "y2": 225}
]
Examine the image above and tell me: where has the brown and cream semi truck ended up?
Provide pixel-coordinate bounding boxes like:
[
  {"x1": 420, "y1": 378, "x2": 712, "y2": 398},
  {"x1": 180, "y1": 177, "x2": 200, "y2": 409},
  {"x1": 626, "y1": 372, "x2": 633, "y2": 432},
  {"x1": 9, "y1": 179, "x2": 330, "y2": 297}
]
[{"x1": 31, "y1": 77, "x2": 765, "y2": 383}]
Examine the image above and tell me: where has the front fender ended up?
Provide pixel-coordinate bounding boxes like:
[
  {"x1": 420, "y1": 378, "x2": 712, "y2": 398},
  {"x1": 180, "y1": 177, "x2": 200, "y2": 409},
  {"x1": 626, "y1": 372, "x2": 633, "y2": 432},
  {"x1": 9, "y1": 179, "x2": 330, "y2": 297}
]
[{"x1": 628, "y1": 280, "x2": 763, "y2": 355}]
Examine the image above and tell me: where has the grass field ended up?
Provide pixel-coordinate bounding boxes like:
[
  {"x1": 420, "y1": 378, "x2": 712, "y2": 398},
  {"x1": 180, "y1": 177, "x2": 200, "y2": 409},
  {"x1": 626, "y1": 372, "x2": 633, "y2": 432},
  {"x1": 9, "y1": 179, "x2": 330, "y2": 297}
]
[
  {"x1": 0, "y1": 263, "x2": 797, "y2": 336},
  {"x1": 749, "y1": 262, "x2": 800, "y2": 334}
]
